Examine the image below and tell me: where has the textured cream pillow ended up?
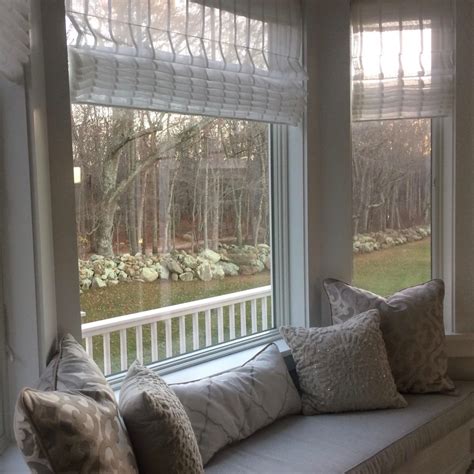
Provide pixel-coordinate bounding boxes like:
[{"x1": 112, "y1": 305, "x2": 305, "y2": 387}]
[
  {"x1": 172, "y1": 343, "x2": 302, "y2": 465},
  {"x1": 324, "y1": 278, "x2": 455, "y2": 393},
  {"x1": 119, "y1": 362, "x2": 204, "y2": 474},
  {"x1": 280, "y1": 310, "x2": 407, "y2": 415}
]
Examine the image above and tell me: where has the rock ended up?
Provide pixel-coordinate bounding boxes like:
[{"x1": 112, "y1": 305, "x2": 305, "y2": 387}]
[
  {"x1": 117, "y1": 262, "x2": 125, "y2": 270},
  {"x1": 197, "y1": 262, "x2": 213, "y2": 281},
  {"x1": 159, "y1": 265, "x2": 170, "y2": 280},
  {"x1": 218, "y1": 262, "x2": 240, "y2": 277},
  {"x1": 141, "y1": 267, "x2": 159, "y2": 283},
  {"x1": 227, "y1": 248, "x2": 259, "y2": 266},
  {"x1": 211, "y1": 264, "x2": 225, "y2": 280},
  {"x1": 90, "y1": 254, "x2": 104, "y2": 262},
  {"x1": 118, "y1": 271, "x2": 128, "y2": 281},
  {"x1": 200, "y1": 248, "x2": 221, "y2": 264},
  {"x1": 182, "y1": 254, "x2": 198, "y2": 269},
  {"x1": 92, "y1": 276, "x2": 107, "y2": 289},
  {"x1": 179, "y1": 271, "x2": 194, "y2": 282},
  {"x1": 264, "y1": 255, "x2": 271, "y2": 271},
  {"x1": 239, "y1": 265, "x2": 260, "y2": 275},
  {"x1": 171, "y1": 272, "x2": 179, "y2": 281},
  {"x1": 166, "y1": 258, "x2": 183, "y2": 274},
  {"x1": 81, "y1": 278, "x2": 92, "y2": 290},
  {"x1": 108, "y1": 280, "x2": 119, "y2": 286}
]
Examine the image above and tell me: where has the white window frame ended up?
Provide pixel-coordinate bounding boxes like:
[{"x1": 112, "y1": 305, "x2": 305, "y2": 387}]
[{"x1": 25, "y1": 0, "x2": 301, "y2": 390}]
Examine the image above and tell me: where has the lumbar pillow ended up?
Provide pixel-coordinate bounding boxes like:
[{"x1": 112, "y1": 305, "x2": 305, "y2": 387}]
[
  {"x1": 171, "y1": 343, "x2": 301, "y2": 465},
  {"x1": 14, "y1": 388, "x2": 138, "y2": 473},
  {"x1": 14, "y1": 333, "x2": 138, "y2": 473},
  {"x1": 119, "y1": 361, "x2": 204, "y2": 474},
  {"x1": 280, "y1": 310, "x2": 407, "y2": 415},
  {"x1": 324, "y1": 278, "x2": 454, "y2": 394}
]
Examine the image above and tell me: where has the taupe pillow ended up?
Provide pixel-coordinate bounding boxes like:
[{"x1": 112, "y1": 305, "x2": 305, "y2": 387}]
[
  {"x1": 14, "y1": 388, "x2": 138, "y2": 474},
  {"x1": 36, "y1": 333, "x2": 113, "y2": 394},
  {"x1": 171, "y1": 343, "x2": 302, "y2": 465},
  {"x1": 14, "y1": 334, "x2": 138, "y2": 473},
  {"x1": 280, "y1": 310, "x2": 407, "y2": 415},
  {"x1": 324, "y1": 278, "x2": 455, "y2": 394},
  {"x1": 119, "y1": 361, "x2": 204, "y2": 474}
]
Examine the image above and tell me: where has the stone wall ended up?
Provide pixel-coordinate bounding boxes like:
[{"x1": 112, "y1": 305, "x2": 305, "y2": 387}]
[
  {"x1": 79, "y1": 226, "x2": 430, "y2": 292},
  {"x1": 79, "y1": 244, "x2": 271, "y2": 292},
  {"x1": 353, "y1": 225, "x2": 431, "y2": 254}
]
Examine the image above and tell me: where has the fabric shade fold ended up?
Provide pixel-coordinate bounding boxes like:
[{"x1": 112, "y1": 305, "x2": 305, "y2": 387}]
[
  {"x1": 351, "y1": 0, "x2": 454, "y2": 121},
  {"x1": 66, "y1": 0, "x2": 306, "y2": 124},
  {"x1": 0, "y1": 0, "x2": 30, "y2": 83}
]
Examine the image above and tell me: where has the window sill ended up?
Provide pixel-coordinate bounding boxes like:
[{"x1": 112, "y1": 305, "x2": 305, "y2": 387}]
[
  {"x1": 445, "y1": 333, "x2": 474, "y2": 358},
  {"x1": 107, "y1": 329, "x2": 285, "y2": 390}
]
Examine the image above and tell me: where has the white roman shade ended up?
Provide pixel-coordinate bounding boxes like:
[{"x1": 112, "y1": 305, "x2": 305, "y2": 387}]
[
  {"x1": 66, "y1": 0, "x2": 306, "y2": 125},
  {"x1": 351, "y1": 0, "x2": 454, "y2": 121},
  {"x1": 0, "y1": 0, "x2": 30, "y2": 83}
]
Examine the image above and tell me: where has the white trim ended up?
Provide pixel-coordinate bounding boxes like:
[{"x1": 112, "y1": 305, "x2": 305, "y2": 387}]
[
  {"x1": 304, "y1": 0, "x2": 352, "y2": 326},
  {"x1": 432, "y1": 117, "x2": 455, "y2": 332}
]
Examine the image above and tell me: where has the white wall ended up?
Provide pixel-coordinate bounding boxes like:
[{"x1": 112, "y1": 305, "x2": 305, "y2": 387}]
[{"x1": 1, "y1": 77, "x2": 41, "y2": 424}]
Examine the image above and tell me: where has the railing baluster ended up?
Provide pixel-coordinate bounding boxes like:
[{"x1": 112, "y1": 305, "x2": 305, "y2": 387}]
[
  {"x1": 165, "y1": 319, "x2": 172, "y2": 358},
  {"x1": 103, "y1": 333, "x2": 111, "y2": 375},
  {"x1": 119, "y1": 329, "x2": 128, "y2": 371},
  {"x1": 136, "y1": 325, "x2": 143, "y2": 362},
  {"x1": 179, "y1": 316, "x2": 186, "y2": 354},
  {"x1": 217, "y1": 307, "x2": 224, "y2": 343},
  {"x1": 251, "y1": 299, "x2": 257, "y2": 333},
  {"x1": 240, "y1": 302, "x2": 247, "y2": 336},
  {"x1": 192, "y1": 312, "x2": 199, "y2": 350},
  {"x1": 205, "y1": 309, "x2": 212, "y2": 346},
  {"x1": 229, "y1": 305, "x2": 236, "y2": 340},
  {"x1": 85, "y1": 337, "x2": 93, "y2": 358},
  {"x1": 151, "y1": 322, "x2": 158, "y2": 361},
  {"x1": 262, "y1": 297, "x2": 268, "y2": 330}
]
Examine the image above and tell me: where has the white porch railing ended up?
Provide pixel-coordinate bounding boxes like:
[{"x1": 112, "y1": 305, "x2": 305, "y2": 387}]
[{"x1": 82, "y1": 285, "x2": 272, "y2": 376}]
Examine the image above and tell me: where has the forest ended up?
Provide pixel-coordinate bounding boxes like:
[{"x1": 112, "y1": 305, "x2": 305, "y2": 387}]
[
  {"x1": 72, "y1": 106, "x2": 430, "y2": 260},
  {"x1": 72, "y1": 106, "x2": 269, "y2": 259}
]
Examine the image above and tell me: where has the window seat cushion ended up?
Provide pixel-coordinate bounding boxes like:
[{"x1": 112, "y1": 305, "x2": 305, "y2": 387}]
[{"x1": 205, "y1": 381, "x2": 474, "y2": 474}]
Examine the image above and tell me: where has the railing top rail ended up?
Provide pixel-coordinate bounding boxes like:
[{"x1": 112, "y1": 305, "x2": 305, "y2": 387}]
[{"x1": 82, "y1": 285, "x2": 271, "y2": 337}]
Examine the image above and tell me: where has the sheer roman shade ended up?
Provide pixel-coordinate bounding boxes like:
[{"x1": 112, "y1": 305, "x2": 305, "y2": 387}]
[
  {"x1": 351, "y1": 0, "x2": 454, "y2": 121},
  {"x1": 0, "y1": 0, "x2": 30, "y2": 83},
  {"x1": 66, "y1": 0, "x2": 306, "y2": 124}
]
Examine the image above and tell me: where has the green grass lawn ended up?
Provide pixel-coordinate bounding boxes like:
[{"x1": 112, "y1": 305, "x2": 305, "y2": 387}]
[{"x1": 353, "y1": 238, "x2": 431, "y2": 296}]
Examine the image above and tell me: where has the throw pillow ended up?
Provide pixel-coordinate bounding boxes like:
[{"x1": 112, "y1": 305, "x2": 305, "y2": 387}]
[
  {"x1": 14, "y1": 333, "x2": 138, "y2": 473},
  {"x1": 323, "y1": 278, "x2": 455, "y2": 393},
  {"x1": 119, "y1": 361, "x2": 204, "y2": 474},
  {"x1": 14, "y1": 388, "x2": 138, "y2": 473},
  {"x1": 171, "y1": 343, "x2": 302, "y2": 465},
  {"x1": 36, "y1": 333, "x2": 112, "y2": 394},
  {"x1": 280, "y1": 310, "x2": 407, "y2": 415}
]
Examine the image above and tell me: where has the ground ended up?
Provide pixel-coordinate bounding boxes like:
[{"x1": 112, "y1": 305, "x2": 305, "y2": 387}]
[{"x1": 353, "y1": 239, "x2": 431, "y2": 296}]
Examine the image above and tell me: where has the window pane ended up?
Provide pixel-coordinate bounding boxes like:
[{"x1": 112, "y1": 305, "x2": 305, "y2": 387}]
[
  {"x1": 72, "y1": 106, "x2": 273, "y2": 375},
  {"x1": 352, "y1": 119, "x2": 432, "y2": 296}
]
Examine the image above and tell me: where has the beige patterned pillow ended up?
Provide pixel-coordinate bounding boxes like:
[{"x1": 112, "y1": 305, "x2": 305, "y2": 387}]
[
  {"x1": 14, "y1": 388, "x2": 138, "y2": 474},
  {"x1": 280, "y1": 310, "x2": 407, "y2": 415},
  {"x1": 324, "y1": 278, "x2": 455, "y2": 393},
  {"x1": 172, "y1": 343, "x2": 302, "y2": 465},
  {"x1": 14, "y1": 333, "x2": 138, "y2": 473},
  {"x1": 119, "y1": 361, "x2": 204, "y2": 474}
]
